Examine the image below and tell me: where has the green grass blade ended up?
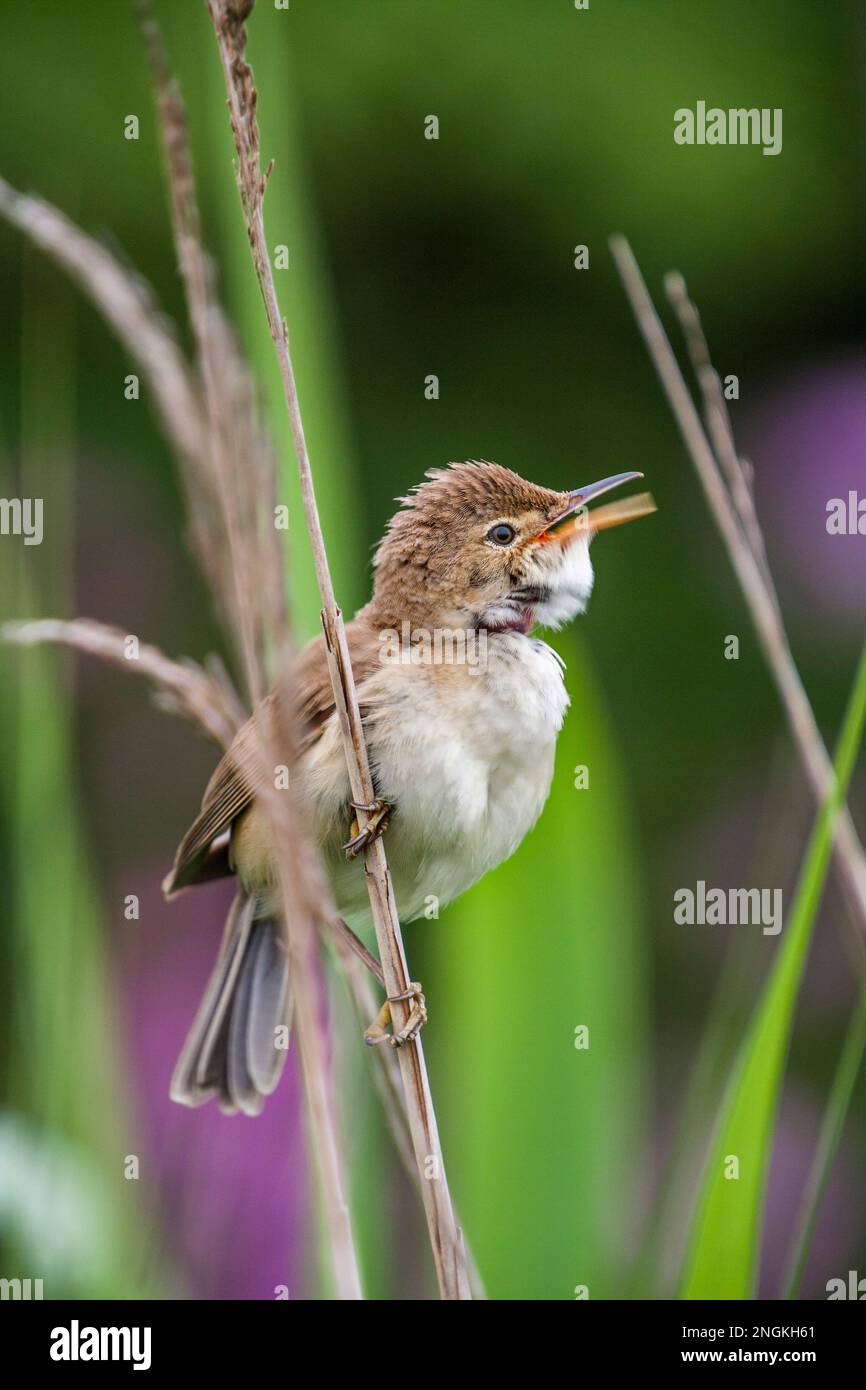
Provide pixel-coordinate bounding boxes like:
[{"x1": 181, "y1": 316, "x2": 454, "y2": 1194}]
[
  {"x1": 631, "y1": 936, "x2": 756, "y2": 1297},
  {"x1": 781, "y1": 968, "x2": 866, "y2": 1298},
  {"x1": 680, "y1": 637, "x2": 866, "y2": 1299}
]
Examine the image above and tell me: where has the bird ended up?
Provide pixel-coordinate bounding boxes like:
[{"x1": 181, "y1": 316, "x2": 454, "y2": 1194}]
[{"x1": 164, "y1": 460, "x2": 655, "y2": 1115}]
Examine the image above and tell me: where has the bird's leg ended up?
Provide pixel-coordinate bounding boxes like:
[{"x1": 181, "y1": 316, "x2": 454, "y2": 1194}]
[
  {"x1": 338, "y1": 797, "x2": 423, "y2": 1046},
  {"x1": 343, "y1": 796, "x2": 392, "y2": 860},
  {"x1": 389, "y1": 982, "x2": 428, "y2": 1047},
  {"x1": 329, "y1": 917, "x2": 426, "y2": 1046},
  {"x1": 328, "y1": 916, "x2": 425, "y2": 1047},
  {"x1": 364, "y1": 982, "x2": 427, "y2": 1049},
  {"x1": 363, "y1": 1000, "x2": 392, "y2": 1046}
]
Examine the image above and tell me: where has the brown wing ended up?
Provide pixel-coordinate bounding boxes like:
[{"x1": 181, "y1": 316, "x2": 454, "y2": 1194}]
[{"x1": 163, "y1": 617, "x2": 380, "y2": 896}]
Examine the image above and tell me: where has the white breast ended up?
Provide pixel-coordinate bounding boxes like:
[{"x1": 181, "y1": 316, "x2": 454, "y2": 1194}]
[{"x1": 326, "y1": 633, "x2": 570, "y2": 926}]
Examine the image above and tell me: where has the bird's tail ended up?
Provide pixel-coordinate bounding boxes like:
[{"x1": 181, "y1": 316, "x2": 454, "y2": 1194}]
[{"x1": 170, "y1": 891, "x2": 292, "y2": 1116}]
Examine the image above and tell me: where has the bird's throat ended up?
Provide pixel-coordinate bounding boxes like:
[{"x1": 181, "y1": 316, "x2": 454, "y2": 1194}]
[{"x1": 478, "y1": 605, "x2": 535, "y2": 636}]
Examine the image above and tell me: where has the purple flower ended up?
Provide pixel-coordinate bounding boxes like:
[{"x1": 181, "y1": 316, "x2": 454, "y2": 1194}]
[{"x1": 744, "y1": 359, "x2": 866, "y2": 625}]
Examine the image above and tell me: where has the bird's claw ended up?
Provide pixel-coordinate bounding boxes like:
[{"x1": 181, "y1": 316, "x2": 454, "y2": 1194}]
[
  {"x1": 364, "y1": 982, "x2": 427, "y2": 1049},
  {"x1": 343, "y1": 797, "x2": 392, "y2": 860}
]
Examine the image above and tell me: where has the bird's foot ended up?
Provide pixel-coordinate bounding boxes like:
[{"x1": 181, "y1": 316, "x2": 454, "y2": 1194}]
[
  {"x1": 343, "y1": 797, "x2": 392, "y2": 860},
  {"x1": 363, "y1": 982, "x2": 427, "y2": 1049}
]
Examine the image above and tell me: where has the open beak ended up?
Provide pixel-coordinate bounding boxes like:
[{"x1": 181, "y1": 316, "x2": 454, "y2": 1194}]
[
  {"x1": 568, "y1": 470, "x2": 644, "y2": 508},
  {"x1": 536, "y1": 471, "x2": 656, "y2": 543}
]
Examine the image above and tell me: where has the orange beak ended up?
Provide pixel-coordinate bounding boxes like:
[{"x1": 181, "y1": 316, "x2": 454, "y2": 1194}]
[{"x1": 536, "y1": 471, "x2": 656, "y2": 544}]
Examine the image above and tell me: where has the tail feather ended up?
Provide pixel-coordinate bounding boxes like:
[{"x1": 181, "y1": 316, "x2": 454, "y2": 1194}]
[
  {"x1": 170, "y1": 891, "x2": 291, "y2": 1116},
  {"x1": 225, "y1": 932, "x2": 263, "y2": 1116},
  {"x1": 195, "y1": 895, "x2": 255, "y2": 1097},
  {"x1": 244, "y1": 920, "x2": 293, "y2": 1095},
  {"x1": 224, "y1": 915, "x2": 291, "y2": 1114}
]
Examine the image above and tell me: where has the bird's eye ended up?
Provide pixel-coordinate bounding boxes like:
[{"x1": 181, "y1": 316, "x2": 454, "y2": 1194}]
[{"x1": 487, "y1": 522, "x2": 516, "y2": 546}]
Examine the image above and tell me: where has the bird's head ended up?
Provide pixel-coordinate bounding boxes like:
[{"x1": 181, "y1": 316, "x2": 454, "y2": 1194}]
[{"x1": 369, "y1": 460, "x2": 654, "y2": 634}]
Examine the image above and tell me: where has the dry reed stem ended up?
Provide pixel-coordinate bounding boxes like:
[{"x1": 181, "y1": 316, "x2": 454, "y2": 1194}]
[
  {"x1": 207, "y1": 0, "x2": 471, "y2": 1298},
  {"x1": 1, "y1": 618, "x2": 241, "y2": 749},
  {"x1": 138, "y1": 7, "x2": 362, "y2": 1297},
  {"x1": 332, "y1": 942, "x2": 487, "y2": 1299},
  {"x1": 662, "y1": 273, "x2": 777, "y2": 605},
  {"x1": 0, "y1": 177, "x2": 204, "y2": 471},
  {"x1": 141, "y1": 0, "x2": 288, "y2": 699},
  {"x1": 610, "y1": 235, "x2": 866, "y2": 946},
  {"x1": 253, "y1": 693, "x2": 363, "y2": 1298},
  {"x1": 0, "y1": 173, "x2": 243, "y2": 692}
]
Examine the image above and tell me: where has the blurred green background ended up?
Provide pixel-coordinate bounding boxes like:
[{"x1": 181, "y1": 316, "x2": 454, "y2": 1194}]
[{"x1": 1, "y1": 0, "x2": 865, "y2": 1300}]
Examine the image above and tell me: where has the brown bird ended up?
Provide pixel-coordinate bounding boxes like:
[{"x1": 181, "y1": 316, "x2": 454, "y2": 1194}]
[{"x1": 165, "y1": 460, "x2": 655, "y2": 1115}]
